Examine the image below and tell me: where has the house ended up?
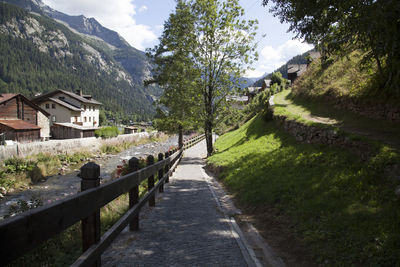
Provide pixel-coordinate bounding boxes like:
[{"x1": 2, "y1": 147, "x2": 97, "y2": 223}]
[
  {"x1": 124, "y1": 126, "x2": 139, "y2": 134},
  {"x1": 32, "y1": 90, "x2": 102, "y2": 139},
  {"x1": 261, "y1": 79, "x2": 272, "y2": 90},
  {"x1": 226, "y1": 95, "x2": 248, "y2": 110},
  {"x1": 287, "y1": 64, "x2": 308, "y2": 83},
  {"x1": 0, "y1": 93, "x2": 50, "y2": 142},
  {"x1": 246, "y1": 87, "x2": 262, "y2": 101}
]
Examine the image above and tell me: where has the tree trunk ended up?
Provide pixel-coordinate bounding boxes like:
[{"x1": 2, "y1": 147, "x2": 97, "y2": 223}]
[
  {"x1": 178, "y1": 124, "x2": 183, "y2": 148},
  {"x1": 204, "y1": 119, "x2": 213, "y2": 157}
]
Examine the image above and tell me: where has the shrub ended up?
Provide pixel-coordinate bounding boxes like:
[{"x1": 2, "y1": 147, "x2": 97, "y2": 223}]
[
  {"x1": 4, "y1": 157, "x2": 35, "y2": 174},
  {"x1": 95, "y1": 126, "x2": 120, "y2": 138}
]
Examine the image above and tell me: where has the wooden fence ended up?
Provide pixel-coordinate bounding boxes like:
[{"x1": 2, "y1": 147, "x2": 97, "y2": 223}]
[{"x1": 0, "y1": 134, "x2": 205, "y2": 266}]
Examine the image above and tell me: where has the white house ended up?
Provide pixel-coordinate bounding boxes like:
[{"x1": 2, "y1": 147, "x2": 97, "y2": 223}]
[{"x1": 32, "y1": 90, "x2": 102, "y2": 139}]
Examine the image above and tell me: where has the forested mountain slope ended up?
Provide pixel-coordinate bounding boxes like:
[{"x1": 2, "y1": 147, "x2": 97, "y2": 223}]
[{"x1": 0, "y1": 3, "x2": 156, "y2": 121}]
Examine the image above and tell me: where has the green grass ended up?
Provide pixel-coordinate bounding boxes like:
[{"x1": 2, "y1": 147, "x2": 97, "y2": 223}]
[
  {"x1": 208, "y1": 115, "x2": 400, "y2": 265},
  {"x1": 274, "y1": 89, "x2": 400, "y2": 149}
]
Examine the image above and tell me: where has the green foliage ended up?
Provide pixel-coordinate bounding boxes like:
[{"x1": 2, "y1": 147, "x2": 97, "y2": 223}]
[
  {"x1": 4, "y1": 157, "x2": 35, "y2": 174},
  {"x1": 208, "y1": 115, "x2": 400, "y2": 265},
  {"x1": 263, "y1": 0, "x2": 400, "y2": 96},
  {"x1": 95, "y1": 126, "x2": 120, "y2": 138}
]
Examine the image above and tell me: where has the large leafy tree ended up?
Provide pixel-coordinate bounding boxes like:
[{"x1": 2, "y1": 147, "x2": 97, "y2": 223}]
[
  {"x1": 263, "y1": 0, "x2": 400, "y2": 96},
  {"x1": 146, "y1": 0, "x2": 202, "y2": 147},
  {"x1": 191, "y1": 0, "x2": 258, "y2": 156}
]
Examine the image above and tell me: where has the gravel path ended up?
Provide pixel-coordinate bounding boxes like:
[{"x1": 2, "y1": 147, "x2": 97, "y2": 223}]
[
  {"x1": 102, "y1": 140, "x2": 251, "y2": 266},
  {"x1": 0, "y1": 136, "x2": 178, "y2": 219}
]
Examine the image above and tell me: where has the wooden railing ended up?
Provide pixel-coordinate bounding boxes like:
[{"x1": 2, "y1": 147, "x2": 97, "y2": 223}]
[{"x1": 0, "y1": 133, "x2": 205, "y2": 266}]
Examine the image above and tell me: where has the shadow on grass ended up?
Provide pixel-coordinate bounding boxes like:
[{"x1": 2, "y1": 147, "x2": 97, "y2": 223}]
[
  {"x1": 285, "y1": 93, "x2": 400, "y2": 149},
  {"x1": 212, "y1": 119, "x2": 400, "y2": 265}
]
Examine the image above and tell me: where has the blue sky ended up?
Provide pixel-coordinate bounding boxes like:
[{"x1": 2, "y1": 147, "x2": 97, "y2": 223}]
[{"x1": 42, "y1": 0, "x2": 313, "y2": 78}]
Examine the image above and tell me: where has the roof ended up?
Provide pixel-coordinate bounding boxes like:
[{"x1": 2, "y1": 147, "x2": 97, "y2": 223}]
[
  {"x1": 263, "y1": 79, "x2": 272, "y2": 88},
  {"x1": 288, "y1": 64, "x2": 308, "y2": 74},
  {"x1": 48, "y1": 97, "x2": 81, "y2": 111},
  {"x1": 0, "y1": 94, "x2": 17, "y2": 104},
  {"x1": 0, "y1": 93, "x2": 50, "y2": 117},
  {"x1": 226, "y1": 95, "x2": 248, "y2": 102},
  {"x1": 0, "y1": 120, "x2": 41, "y2": 130},
  {"x1": 247, "y1": 87, "x2": 261, "y2": 93},
  {"x1": 53, "y1": 122, "x2": 99, "y2": 130},
  {"x1": 32, "y1": 90, "x2": 102, "y2": 105}
]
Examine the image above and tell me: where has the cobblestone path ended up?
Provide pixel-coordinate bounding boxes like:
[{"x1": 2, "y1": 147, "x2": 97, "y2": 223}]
[{"x1": 102, "y1": 140, "x2": 251, "y2": 266}]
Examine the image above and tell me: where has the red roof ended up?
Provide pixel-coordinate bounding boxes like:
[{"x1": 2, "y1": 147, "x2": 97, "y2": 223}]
[
  {"x1": 0, "y1": 94, "x2": 17, "y2": 104},
  {"x1": 0, "y1": 120, "x2": 41, "y2": 130}
]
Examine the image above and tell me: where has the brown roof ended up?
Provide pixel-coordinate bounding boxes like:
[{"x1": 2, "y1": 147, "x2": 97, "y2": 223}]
[
  {"x1": 0, "y1": 93, "x2": 18, "y2": 104},
  {"x1": 32, "y1": 90, "x2": 102, "y2": 105},
  {"x1": 0, "y1": 120, "x2": 41, "y2": 130},
  {"x1": 48, "y1": 97, "x2": 81, "y2": 111},
  {"x1": 0, "y1": 93, "x2": 50, "y2": 117}
]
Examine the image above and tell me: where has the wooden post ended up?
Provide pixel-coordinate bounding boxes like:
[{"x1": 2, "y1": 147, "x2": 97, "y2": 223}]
[
  {"x1": 158, "y1": 153, "x2": 164, "y2": 193},
  {"x1": 80, "y1": 162, "x2": 101, "y2": 267},
  {"x1": 147, "y1": 155, "x2": 155, "y2": 207},
  {"x1": 165, "y1": 151, "x2": 170, "y2": 183},
  {"x1": 129, "y1": 157, "x2": 139, "y2": 231}
]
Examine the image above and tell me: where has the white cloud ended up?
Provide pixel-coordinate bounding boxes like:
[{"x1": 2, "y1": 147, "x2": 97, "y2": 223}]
[
  {"x1": 42, "y1": 0, "x2": 157, "y2": 50},
  {"x1": 244, "y1": 39, "x2": 313, "y2": 77},
  {"x1": 138, "y1": 5, "x2": 147, "y2": 13}
]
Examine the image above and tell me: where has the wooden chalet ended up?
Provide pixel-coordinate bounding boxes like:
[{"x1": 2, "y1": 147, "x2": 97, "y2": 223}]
[
  {"x1": 0, "y1": 93, "x2": 50, "y2": 142},
  {"x1": 287, "y1": 64, "x2": 307, "y2": 83}
]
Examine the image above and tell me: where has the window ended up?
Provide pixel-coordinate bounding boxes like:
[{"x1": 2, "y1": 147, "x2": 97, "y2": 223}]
[
  {"x1": 89, "y1": 117, "x2": 91, "y2": 122},
  {"x1": 45, "y1": 103, "x2": 49, "y2": 109},
  {"x1": 52, "y1": 104, "x2": 56, "y2": 109},
  {"x1": 84, "y1": 105, "x2": 86, "y2": 111},
  {"x1": 52, "y1": 115, "x2": 56, "y2": 122},
  {"x1": 84, "y1": 117, "x2": 87, "y2": 122}
]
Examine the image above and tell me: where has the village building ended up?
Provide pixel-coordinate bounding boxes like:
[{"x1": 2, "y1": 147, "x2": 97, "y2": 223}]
[
  {"x1": 287, "y1": 64, "x2": 308, "y2": 84},
  {"x1": 0, "y1": 93, "x2": 50, "y2": 142},
  {"x1": 32, "y1": 90, "x2": 102, "y2": 139}
]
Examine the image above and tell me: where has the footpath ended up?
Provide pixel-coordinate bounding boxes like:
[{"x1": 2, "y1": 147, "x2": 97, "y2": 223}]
[{"x1": 102, "y1": 140, "x2": 263, "y2": 266}]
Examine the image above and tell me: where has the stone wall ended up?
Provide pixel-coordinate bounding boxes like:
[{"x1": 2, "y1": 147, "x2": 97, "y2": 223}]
[
  {"x1": 272, "y1": 114, "x2": 374, "y2": 160},
  {"x1": 0, "y1": 132, "x2": 149, "y2": 161}
]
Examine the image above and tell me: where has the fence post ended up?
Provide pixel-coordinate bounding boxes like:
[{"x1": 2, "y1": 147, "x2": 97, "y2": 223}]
[
  {"x1": 129, "y1": 157, "x2": 140, "y2": 231},
  {"x1": 164, "y1": 151, "x2": 170, "y2": 183},
  {"x1": 147, "y1": 155, "x2": 155, "y2": 207},
  {"x1": 80, "y1": 162, "x2": 101, "y2": 267},
  {"x1": 158, "y1": 153, "x2": 164, "y2": 193}
]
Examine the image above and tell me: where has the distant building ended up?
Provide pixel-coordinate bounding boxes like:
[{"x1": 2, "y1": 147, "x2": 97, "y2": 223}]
[
  {"x1": 32, "y1": 90, "x2": 102, "y2": 139},
  {"x1": 246, "y1": 87, "x2": 262, "y2": 101},
  {"x1": 261, "y1": 79, "x2": 272, "y2": 90},
  {"x1": 287, "y1": 64, "x2": 308, "y2": 83},
  {"x1": 226, "y1": 95, "x2": 248, "y2": 110},
  {"x1": 0, "y1": 93, "x2": 50, "y2": 142}
]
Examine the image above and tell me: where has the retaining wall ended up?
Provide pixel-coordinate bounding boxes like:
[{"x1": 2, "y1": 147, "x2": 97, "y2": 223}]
[{"x1": 0, "y1": 132, "x2": 149, "y2": 161}]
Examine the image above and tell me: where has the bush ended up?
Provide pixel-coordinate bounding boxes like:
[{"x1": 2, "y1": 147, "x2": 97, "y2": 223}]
[
  {"x1": 95, "y1": 126, "x2": 120, "y2": 138},
  {"x1": 4, "y1": 157, "x2": 35, "y2": 174}
]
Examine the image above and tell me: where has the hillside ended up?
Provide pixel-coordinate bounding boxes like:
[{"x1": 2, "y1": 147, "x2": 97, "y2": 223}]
[
  {"x1": 208, "y1": 113, "x2": 400, "y2": 265},
  {"x1": 291, "y1": 50, "x2": 400, "y2": 121},
  {"x1": 0, "y1": 2, "x2": 160, "y2": 122}
]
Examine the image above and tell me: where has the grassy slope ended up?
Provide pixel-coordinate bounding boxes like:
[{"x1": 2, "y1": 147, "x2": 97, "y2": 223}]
[
  {"x1": 208, "y1": 115, "x2": 400, "y2": 265},
  {"x1": 273, "y1": 90, "x2": 400, "y2": 149},
  {"x1": 292, "y1": 50, "x2": 400, "y2": 106}
]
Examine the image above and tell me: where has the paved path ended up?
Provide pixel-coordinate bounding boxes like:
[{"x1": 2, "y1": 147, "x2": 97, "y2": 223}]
[{"x1": 102, "y1": 140, "x2": 252, "y2": 266}]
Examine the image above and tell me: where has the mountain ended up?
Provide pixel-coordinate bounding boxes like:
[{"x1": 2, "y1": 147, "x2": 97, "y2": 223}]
[
  {"x1": 238, "y1": 77, "x2": 259, "y2": 89},
  {"x1": 0, "y1": 2, "x2": 157, "y2": 121},
  {"x1": 252, "y1": 51, "x2": 310, "y2": 87},
  {"x1": 0, "y1": 0, "x2": 163, "y2": 121}
]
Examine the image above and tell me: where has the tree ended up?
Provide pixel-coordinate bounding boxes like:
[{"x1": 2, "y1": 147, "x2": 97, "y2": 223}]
[
  {"x1": 190, "y1": 0, "x2": 258, "y2": 156},
  {"x1": 146, "y1": 0, "x2": 202, "y2": 148},
  {"x1": 263, "y1": 0, "x2": 400, "y2": 96}
]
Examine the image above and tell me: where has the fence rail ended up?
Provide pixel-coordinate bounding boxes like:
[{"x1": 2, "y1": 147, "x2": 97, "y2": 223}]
[{"x1": 0, "y1": 133, "x2": 205, "y2": 266}]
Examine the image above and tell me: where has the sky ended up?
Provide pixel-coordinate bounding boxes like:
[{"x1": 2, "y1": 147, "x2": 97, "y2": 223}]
[{"x1": 42, "y1": 0, "x2": 313, "y2": 78}]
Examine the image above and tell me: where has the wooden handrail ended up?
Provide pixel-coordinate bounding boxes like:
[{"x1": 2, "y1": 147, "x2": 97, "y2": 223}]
[{"x1": 0, "y1": 133, "x2": 205, "y2": 266}]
